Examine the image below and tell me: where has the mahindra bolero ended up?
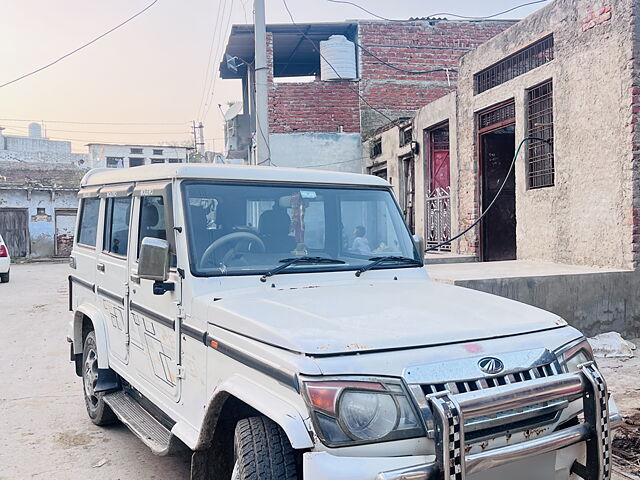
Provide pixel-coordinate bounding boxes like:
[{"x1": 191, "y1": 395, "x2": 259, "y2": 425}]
[{"x1": 67, "y1": 164, "x2": 620, "y2": 480}]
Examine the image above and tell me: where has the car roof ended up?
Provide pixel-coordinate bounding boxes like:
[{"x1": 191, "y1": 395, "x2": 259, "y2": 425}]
[{"x1": 80, "y1": 164, "x2": 390, "y2": 188}]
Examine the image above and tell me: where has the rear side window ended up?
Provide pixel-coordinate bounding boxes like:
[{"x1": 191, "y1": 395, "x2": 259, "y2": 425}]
[
  {"x1": 103, "y1": 197, "x2": 132, "y2": 256},
  {"x1": 138, "y1": 196, "x2": 167, "y2": 256},
  {"x1": 77, "y1": 198, "x2": 100, "y2": 247}
]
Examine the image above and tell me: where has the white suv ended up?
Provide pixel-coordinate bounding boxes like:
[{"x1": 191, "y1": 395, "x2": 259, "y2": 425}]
[
  {"x1": 0, "y1": 233, "x2": 10, "y2": 283},
  {"x1": 68, "y1": 164, "x2": 620, "y2": 480}
]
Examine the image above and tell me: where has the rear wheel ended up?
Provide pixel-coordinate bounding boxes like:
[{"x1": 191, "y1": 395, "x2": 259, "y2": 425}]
[
  {"x1": 0, "y1": 271, "x2": 9, "y2": 283},
  {"x1": 82, "y1": 331, "x2": 117, "y2": 426},
  {"x1": 232, "y1": 416, "x2": 298, "y2": 480}
]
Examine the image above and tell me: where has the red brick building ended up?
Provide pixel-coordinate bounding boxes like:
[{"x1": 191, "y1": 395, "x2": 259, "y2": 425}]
[{"x1": 220, "y1": 19, "x2": 515, "y2": 169}]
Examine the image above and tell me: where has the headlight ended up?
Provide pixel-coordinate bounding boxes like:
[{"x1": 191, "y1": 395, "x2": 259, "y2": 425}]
[
  {"x1": 556, "y1": 338, "x2": 594, "y2": 373},
  {"x1": 303, "y1": 379, "x2": 424, "y2": 446}
]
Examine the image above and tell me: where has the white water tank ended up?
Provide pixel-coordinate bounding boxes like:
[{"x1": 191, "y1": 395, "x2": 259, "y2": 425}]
[
  {"x1": 29, "y1": 122, "x2": 42, "y2": 138},
  {"x1": 320, "y1": 35, "x2": 357, "y2": 81}
]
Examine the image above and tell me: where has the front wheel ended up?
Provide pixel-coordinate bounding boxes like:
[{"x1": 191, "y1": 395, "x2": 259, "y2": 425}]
[
  {"x1": 232, "y1": 416, "x2": 299, "y2": 480},
  {"x1": 82, "y1": 331, "x2": 117, "y2": 426}
]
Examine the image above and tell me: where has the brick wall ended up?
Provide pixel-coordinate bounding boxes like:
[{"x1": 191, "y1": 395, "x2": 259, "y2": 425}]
[
  {"x1": 266, "y1": 21, "x2": 513, "y2": 137},
  {"x1": 357, "y1": 20, "x2": 517, "y2": 135},
  {"x1": 267, "y1": 34, "x2": 360, "y2": 134}
]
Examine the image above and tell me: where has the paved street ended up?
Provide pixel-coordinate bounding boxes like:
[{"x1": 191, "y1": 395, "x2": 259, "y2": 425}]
[{"x1": 0, "y1": 262, "x2": 637, "y2": 479}]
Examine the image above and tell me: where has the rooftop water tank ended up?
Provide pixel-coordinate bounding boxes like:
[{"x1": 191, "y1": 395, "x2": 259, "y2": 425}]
[
  {"x1": 320, "y1": 35, "x2": 357, "y2": 81},
  {"x1": 28, "y1": 122, "x2": 42, "y2": 138}
]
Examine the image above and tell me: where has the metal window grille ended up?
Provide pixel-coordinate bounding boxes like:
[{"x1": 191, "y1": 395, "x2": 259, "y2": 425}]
[
  {"x1": 478, "y1": 102, "x2": 515, "y2": 131},
  {"x1": 474, "y1": 35, "x2": 554, "y2": 94},
  {"x1": 130, "y1": 148, "x2": 143, "y2": 154},
  {"x1": 370, "y1": 138, "x2": 382, "y2": 158},
  {"x1": 399, "y1": 124, "x2": 413, "y2": 147},
  {"x1": 153, "y1": 149, "x2": 163, "y2": 155},
  {"x1": 527, "y1": 80, "x2": 554, "y2": 188}
]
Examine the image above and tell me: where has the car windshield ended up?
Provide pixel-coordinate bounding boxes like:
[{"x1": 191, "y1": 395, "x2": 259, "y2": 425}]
[{"x1": 182, "y1": 182, "x2": 420, "y2": 277}]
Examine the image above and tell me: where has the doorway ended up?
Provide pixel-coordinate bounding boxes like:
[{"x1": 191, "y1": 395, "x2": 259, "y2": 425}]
[
  {"x1": 0, "y1": 208, "x2": 29, "y2": 257},
  {"x1": 400, "y1": 154, "x2": 415, "y2": 234},
  {"x1": 478, "y1": 102, "x2": 516, "y2": 261}
]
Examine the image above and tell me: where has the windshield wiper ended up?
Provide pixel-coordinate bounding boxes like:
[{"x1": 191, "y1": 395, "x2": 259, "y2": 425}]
[
  {"x1": 260, "y1": 256, "x2": 345, "y2": 282},
  {"x1": 355, "y1": 256, "x2": 422, "y2": 277}
]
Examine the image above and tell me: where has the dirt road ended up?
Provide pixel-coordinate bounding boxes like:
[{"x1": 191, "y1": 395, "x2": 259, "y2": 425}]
[
  {"x1": 0, "y1": 262, "x2": 637, "y2": 479},
  {"x1": 0, "y1": 263, "x2": 191, "y2": 479}
]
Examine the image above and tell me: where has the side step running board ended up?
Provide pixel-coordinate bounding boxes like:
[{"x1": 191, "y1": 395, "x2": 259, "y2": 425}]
[{"x1": 103, "y1": 390, "x2": 187, "y2": 456}]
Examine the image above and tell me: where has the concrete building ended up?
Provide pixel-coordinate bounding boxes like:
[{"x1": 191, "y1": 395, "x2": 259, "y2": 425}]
[
  {"x1": 87, "y1": 143, "x2": 189, "y2": 168},
  {"x1": 223, "y1": 102, "x2": 251, "y2": 163},
  {"x1": 0, "y1": 125, "x2": 87, "y2": 258},
  {"x1": 219, "y1": 19, "x2": 515, "y2": 168},
  {"x1": 0, "y1": 124, "x2": 87, "y2": 166},
  {"x1": 363, "y1": 0, "x2": 640, "y2": 337}
]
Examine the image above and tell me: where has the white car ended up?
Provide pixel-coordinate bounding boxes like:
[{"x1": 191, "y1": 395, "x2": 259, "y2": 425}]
[
  {"x1": 0, "y1": 233, "x2": 10, "y2": 283},
  {"x1": 68, "y1": 164, "x2": 620, "y2": 480}
]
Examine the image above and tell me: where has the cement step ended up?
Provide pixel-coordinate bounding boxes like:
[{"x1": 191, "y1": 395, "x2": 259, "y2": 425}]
[
  {"x1": 103, "y1": 390, "x2": 185, "y2": 456},
  {"x1": 423, "y1": 253, "x2": 477, "y2": 265}
]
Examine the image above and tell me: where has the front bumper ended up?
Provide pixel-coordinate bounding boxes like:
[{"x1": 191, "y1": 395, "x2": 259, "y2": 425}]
[{"x1": 304, "y1": 363, "x2": 619, "y2": 480}]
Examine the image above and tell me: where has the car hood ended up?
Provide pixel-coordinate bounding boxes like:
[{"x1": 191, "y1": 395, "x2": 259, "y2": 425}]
[{"x1": 202, "y1": 279, "x2": 567, "y2": 355}]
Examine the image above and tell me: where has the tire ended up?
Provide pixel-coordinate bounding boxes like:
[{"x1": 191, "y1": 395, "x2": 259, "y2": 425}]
[
  {"x1": 82, "y1": 331, "x2": 117, "y2": 426},
  {"x1": 232, "y1": 416, "x2": 299, "y2": 480},
  {"x1": 0, "y1": 271, "x2": 8, "y2": 283}
]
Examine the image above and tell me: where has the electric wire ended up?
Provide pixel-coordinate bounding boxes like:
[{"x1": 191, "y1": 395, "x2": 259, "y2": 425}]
[
  {"x1": 202, "y1": 0, "x2": 236, "y2": 120},
  {"x1": 196, "y1": 0, "x2": 226, "y2": 121},
  {"x1": 0, "y1": 0, "x2": 160, "y2": 89},
  {"x1": 326, "y1": 0, "x2": 550, "y2": 22},
  {"x1": 281, "y1": 0, "x2": 399, "y2": 127},
  {"x1": 424, "y1": 136, "x2": 551, "y2": 253},
  {"x1": 354, "y1": 41, "x2": 457, "y2": 75},
  {"x1": 0, "y1": 118, "x2": 188, "y2": 126}
]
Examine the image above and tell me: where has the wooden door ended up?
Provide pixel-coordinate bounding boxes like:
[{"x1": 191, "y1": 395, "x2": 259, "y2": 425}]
[{"x1": 0, "y1": 209, "x2": 29, "y2": 257}]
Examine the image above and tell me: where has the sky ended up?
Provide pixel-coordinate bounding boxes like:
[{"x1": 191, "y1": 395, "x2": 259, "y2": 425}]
[{"x1": 0, "y1": 0, "x2": 548, "y2": 153}]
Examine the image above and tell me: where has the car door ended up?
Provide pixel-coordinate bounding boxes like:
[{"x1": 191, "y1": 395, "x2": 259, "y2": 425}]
[
  {"x1": 70, "y1": 190, "x2": 101, "y2": 316},
  {"x1": 128, "y1": 182, "x2": 182, "y2": 400},
  {"x1": 95, "y1": 184, "x2": 134, "y2": 366}
]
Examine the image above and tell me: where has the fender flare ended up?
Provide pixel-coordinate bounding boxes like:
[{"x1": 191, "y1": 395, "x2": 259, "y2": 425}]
[
  {"x1": 72, "y1": 303, "x2": 110, "y2": 369},
  {"x1": 196, "y1": 374, "x2": 314, "y2": 450}
]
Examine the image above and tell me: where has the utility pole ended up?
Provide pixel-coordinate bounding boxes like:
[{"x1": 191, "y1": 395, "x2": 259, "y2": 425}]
[
  {"x1": 191, "y1": 120, "x2": 198, "y2": 150},
  {"x1": 197, "y1": 122, "x2": 206, "y2": 158},
  {"x1": 254, "y1": 0, "x2": 270, "y2": 166}
]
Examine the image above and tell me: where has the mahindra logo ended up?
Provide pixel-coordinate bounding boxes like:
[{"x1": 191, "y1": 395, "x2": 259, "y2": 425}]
[{"x1": 478, "y1": 357, "x2": 505, "y2": 375}]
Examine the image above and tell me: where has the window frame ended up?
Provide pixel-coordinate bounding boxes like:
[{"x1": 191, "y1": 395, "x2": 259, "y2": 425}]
[
  {"x1": 180, "y1": 180, "x2": 422, "y2": 278},
  {"x1": 76, "y1": 197, "x2": 101, "y2": 249},
  {"x1": 526, "y1": 79, "x2": 555, "y2": 189},
  {"x1": 102, "y1": 196, "x2": 133, "y2": 258},
  {"x1": 130, "y1": 147, "x2": 143, "y2": 154}
]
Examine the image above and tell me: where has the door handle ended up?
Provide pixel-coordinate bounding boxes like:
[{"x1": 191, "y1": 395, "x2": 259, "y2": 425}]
[
  {"x1": 130, "y1": 274, "x2": 140, "y2": 284},
  {"x1": 97, "y1": 263, "x2": 105, "y2": 272}
]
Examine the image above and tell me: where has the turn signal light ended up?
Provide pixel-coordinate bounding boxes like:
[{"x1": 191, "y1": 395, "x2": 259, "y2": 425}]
[{"x1": 0, "y1": 245, "x2": 7, "y2": 257}]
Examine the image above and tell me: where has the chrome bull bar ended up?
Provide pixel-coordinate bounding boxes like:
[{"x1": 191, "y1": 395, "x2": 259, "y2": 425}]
[{"x1": 378, "y1": 362, "x2": 616, "y2": 480}]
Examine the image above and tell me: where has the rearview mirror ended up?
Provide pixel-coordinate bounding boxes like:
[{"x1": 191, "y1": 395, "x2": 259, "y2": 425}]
[{"x1": 139, "y1": 237, "x2": 170, "y2": 282}]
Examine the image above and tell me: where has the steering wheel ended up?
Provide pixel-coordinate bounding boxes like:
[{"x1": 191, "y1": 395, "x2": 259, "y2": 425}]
[{"x1": 199, "y1": 231, "x2": 265, "y2": 269}]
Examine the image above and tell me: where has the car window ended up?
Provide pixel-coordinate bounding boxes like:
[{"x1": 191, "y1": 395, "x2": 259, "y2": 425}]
[
  {"x1": 183, "y1": 182, "x2": 417, "y2": 276},
  {"x1": 137, "y1": 196, "x2": 167, "y2": 256},
  {"x1": 103, "y1": 197, "x2": 132, "y2": 256},
  {"x1": 77, "y1": 198, "x2": 100, "y2": 247}
]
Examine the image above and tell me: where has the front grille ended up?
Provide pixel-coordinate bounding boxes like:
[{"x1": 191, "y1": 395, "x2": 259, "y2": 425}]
[{"x1": 420, "y1": 360, "x2": 563, "y2": 396}]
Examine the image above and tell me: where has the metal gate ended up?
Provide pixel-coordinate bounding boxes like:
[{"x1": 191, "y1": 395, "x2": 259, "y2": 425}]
[
  {"x1": 0, "y1": 209, "x2": 29, "y2": 257},
  {"x1": 55, "y1": 209, "x2": 77, "y2": 257},
  {"x1": 425, "y1": 123, "x2": 451, "y2": 251}
]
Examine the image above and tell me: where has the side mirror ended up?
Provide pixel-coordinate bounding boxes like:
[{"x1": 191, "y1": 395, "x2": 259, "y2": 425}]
[
  {"x1": 412, "y1": 234, "x2": 425, "y2": 257},
  {"x1": 139, "y1": 237, "x2": 170, "y2": 282}
]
